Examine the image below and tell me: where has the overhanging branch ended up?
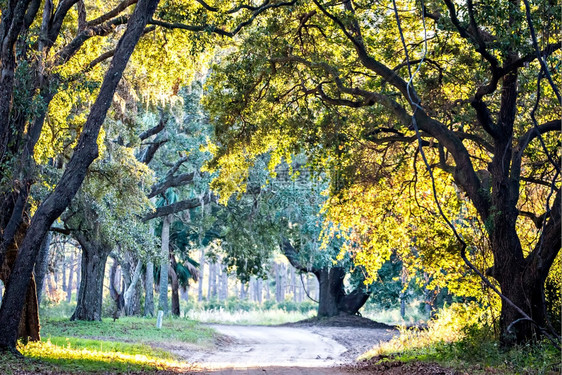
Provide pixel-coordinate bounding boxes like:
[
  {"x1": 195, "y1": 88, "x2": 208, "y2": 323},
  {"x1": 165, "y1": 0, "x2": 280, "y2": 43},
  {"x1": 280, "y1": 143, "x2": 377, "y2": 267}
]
[{"x1": 142, "y1": 194, "x2": 215, "y2": 221}]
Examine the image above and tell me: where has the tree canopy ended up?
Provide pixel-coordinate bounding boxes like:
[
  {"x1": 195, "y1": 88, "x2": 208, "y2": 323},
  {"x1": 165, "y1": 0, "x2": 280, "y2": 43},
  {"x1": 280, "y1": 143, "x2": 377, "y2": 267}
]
[{"x1": 204, "y1": 0, "x2": 560, "y2": 344}]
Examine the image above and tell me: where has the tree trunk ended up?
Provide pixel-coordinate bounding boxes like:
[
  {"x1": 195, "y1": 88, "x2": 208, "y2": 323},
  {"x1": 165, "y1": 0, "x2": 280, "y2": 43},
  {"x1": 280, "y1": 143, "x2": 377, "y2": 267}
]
[
  {"x1": 0, "y1": 220, "x2": 40, "y2": 342},
  {"x1": 124, "y1": 260, "x2": 143, "y2": 316},
  {"x1": 66, "y1": 251, "x2": 74, "y2": 303},
  {"x1": 71, "y1": 239, "x2": 111, "y2": 321},
  {"x1": 290, "y1": 267, "x2": 297, "y2": 302},
  {"x1": 240, "y1": 282, "x2": 248, "y2": 299},
  {"x1": 264, "y1": 279, "x2": 270, "y2": 301},
  {"x1": 145, "y1": 261, "x2": 155, "y2": 316},
  {"x1": 0, "y1": 0, "x2": 161, "y2": 350},
  {"x1": 170, "y1": 255, "x2": 180, "y2": 316},
  {"x1": 34, "y1": 232, "x2": 51, "y2": 305},
  {"x1": 315, "y1": 267, "x2": 370, "y2": 317},
  {"x1": 158, "y1": 214, "x2": 171, "y2": 315},
  {"x1": 275, "y1": 263, "x2": 285, "y2": 303},
  {"x1": 495, "y1": 257, "x2": 551, "y2": 345},
  {"x1": 208, "y1": 261, "x2": 216, "y2": 299},
  {"x1": 62, "y1": 254, "x2": 68, "y2": 294},
  {"x1": 75, "y1": 254, "x2": 81, "y2": 298},
  {"x1": 219, "y1": 263, "x2": 228, "y2": 301},
  {"x1": 198, "y1": 247, "x2": 205, "y2": 301},
  {"x1": 316, "y1": 268, "x2": 341, "y2": 317},
  {"x1": 109, "y1": 259, "x2": 124, "y2": 317},
  {"x1": 281, "y1": 240, "x2": 370, "y2": 317}
]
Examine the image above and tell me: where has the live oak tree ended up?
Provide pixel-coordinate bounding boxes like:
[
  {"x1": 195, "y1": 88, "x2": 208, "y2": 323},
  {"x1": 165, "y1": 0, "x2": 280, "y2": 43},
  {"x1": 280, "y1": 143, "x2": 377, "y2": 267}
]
[
  {"x1": 204, "y1": 0, "x2": 560, "y2": 345},
  {"x1": 0, "y1": 0, "x2": 296, "y2": 351},
  {"x1": 205, "y1": 155, "x2": 373, "y2": 316},
  {"x1": 61, "y1": 143, "x2": 154, "y2": 321},
  {"x1": 0, "y1": 0, "x2": 161, "y2": 351}
]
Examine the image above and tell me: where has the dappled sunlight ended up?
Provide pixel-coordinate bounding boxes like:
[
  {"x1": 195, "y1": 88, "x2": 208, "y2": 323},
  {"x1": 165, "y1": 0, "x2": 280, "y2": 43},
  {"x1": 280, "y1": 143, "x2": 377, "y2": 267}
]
[{"x1": 18, "y1": 338, "x2": 193, "y2": 373}]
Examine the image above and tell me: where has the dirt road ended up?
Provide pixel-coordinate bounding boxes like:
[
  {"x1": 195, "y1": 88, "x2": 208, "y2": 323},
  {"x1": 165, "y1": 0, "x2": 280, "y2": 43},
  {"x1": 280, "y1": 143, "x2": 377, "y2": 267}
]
[{"x1": 167, "y1": 324, "x2": 398, "y2": 374}]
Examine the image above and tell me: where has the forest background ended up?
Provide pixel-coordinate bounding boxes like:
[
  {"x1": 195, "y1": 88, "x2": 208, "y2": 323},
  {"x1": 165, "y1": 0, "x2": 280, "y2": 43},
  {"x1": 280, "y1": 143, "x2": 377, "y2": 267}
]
[{"x1": 0, "y1": 0, "x2": 559, "y2": 372}]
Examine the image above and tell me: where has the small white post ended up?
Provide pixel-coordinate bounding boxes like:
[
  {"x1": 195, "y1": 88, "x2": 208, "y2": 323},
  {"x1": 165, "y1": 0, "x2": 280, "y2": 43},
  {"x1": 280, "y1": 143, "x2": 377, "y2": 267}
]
[{"x1": 156, "y1": 310, "x2": 164, "y2": 329}]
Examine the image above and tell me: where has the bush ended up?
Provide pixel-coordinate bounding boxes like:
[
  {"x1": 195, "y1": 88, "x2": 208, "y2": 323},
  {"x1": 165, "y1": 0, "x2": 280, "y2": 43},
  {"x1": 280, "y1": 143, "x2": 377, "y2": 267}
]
[
  {"x1": 262, "y1": 299, "x2": 277, "y2": 310},
  {"x1": 298, "y1": 300, "x2": 317, "y2": 313}
]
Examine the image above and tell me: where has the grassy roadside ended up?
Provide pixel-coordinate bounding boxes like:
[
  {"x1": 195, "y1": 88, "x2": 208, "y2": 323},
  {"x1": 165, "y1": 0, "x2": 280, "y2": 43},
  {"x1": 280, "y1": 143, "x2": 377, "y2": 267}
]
[
  {"x1": 1, "y1": 317, "x2": 214, "y2": 374},
  {"x1": 359, "y1": 304, "x2": 561, "y2": 375}
]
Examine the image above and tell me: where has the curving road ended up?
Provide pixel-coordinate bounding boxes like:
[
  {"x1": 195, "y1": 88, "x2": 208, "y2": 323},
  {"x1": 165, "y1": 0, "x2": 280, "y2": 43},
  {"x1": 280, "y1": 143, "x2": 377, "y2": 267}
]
[{"x1": 166, "y1": 324, "x2": 397, "y2": 374}]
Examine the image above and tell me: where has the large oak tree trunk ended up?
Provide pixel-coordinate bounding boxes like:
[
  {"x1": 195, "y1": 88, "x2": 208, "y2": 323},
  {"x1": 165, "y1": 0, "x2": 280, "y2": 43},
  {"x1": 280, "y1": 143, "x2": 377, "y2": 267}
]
[
  {"x1": 71, "y1": 239, "x2": 110, "y2": 321},
  {"x1": 281, "y1": 240, "x2": 370, "y2": 317},
  {"x1": 0, "y1": 220, "x2": 40, "y2": 342},
  {"x1": 316, "y1": 268, "x2": 340, "y2": 317},
  {"x1": 315, "y1": 267, "x2": 370, "y2": 317}
]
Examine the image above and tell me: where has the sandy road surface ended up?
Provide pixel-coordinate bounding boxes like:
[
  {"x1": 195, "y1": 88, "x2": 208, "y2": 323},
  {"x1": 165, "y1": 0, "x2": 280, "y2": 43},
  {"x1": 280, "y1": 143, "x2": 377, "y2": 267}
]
[{"x1": 165, "y1": 324, "x2": 397, "y2": 375}]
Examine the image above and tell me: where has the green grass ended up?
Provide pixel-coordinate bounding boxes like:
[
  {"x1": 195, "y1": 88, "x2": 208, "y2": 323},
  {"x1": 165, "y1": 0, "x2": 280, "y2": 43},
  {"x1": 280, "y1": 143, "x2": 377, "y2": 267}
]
[
  {"x1": 0, "y1": 316, "x2": 215, "y2": 374},
  {"x1": 386, "y1": 330, "x2": 561, "y2": 374},
  {"x1": 41, "y1": 336, "x2": 175, "y2": 359},
  {"x1": 42, "y1": 315, "x2": 215, "y2": 344},
  {"x1": 362, "y1": 303, "x2": 561, "y2": 375}
]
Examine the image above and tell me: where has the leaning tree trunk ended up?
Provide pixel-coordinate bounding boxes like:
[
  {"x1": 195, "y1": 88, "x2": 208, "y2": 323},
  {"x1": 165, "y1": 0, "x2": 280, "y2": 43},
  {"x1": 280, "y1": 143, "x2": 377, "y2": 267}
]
[
  {"x1": 0, "y1": 0, "x2": 160, "y2": 351},
  {"x1": 71, "y1": 237, "x2": 111, "y2": 321}
]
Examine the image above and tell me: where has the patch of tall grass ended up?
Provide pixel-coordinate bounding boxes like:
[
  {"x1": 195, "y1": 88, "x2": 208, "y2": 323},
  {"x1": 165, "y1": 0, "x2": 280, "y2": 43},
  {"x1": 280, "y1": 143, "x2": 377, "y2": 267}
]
[
  {"x1": 184, "y1": 307, "x2": 316, "y2": 325},
  {"x1": 361, "y1": 300, "x2": 429, "y2": 326},
  {"x1": 361, "y1": 302, "x2": 561, "y2": 375}
]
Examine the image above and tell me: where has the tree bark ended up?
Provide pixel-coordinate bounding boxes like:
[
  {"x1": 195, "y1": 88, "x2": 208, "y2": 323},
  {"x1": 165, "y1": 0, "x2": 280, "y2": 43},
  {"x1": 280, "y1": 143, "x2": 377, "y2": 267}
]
[
  {"x1": 0, "y1": 220, "x2": 40, "y2": 342},
  {"x1": 124, "y1": 260, "x2": 143, "y2": 316},
  {"x1": 158, "y1": 214, "x2": 171, "y2": 315},
  {"x1": 198, "y1": 247, "x2": 205, "y2": 301},
  {"x1": 170, "y1": 255, "x2": 180, "y2": 316},
  {"x1": 275, "y1": 262, "x2": 285, "y2": 303},
  {"x1": 0, "y1": 0, "x2": 160, "y2": 351},
  {"x1": 145, "y1": 260, "x2": 155, "y2": 316},
  {"x1": 62, "y1": 254, "x2": 68, "y2": 294},
  {"x1": 66, "y1": 251, "x2": 74, "y2": 303},
  {"x1": 71, "y1": 238, "x2": 111, "y2": 321},
  {"x1": 34, "y1": 232, "x2": 51, "y2": 305},
  {"x1": 109, "y1": 258, "x2": 124, "y2": 317},
  {"x1": 281, "y1": 239, "x2": 370, "y2": 317},
  {"x1": 208, "y1": 261, "x2": 216, "y2": 299},
  {"x1": 219, "y1": 261, "x2": 228, "y2": 301}
]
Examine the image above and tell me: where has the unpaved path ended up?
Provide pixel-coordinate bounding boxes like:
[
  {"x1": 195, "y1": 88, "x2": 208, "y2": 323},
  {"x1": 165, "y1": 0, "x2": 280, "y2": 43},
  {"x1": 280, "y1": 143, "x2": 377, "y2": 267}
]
[{"x1": 163, "y1": 324, "x2": 398, "y2": 374}]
